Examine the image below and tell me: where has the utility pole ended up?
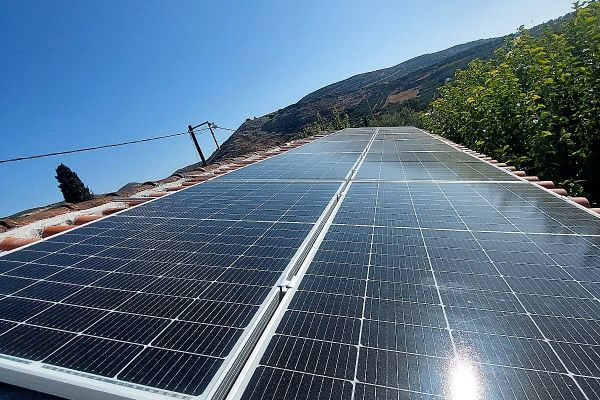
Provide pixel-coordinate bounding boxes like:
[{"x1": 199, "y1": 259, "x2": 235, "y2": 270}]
[
  {"x1": 188, "y1": 125, "x2": 207, "y2": 167},
  {"x1": 208, "y1": 123, "x2": 220, "y2": 150}
]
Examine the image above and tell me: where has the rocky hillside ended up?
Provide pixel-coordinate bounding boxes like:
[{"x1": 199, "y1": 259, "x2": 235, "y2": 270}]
[
  {"x1": 211, "y1": 16, "x2": 566, "y2": 162},
  {"x1": 211, "y1": 38, "x2": 502, "y2": 160}
]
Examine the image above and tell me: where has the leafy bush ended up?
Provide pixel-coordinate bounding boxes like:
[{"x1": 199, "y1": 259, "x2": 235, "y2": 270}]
[
  {"x1": 422, "y1": 0, "x2": 599, "y2": 203},
  {"x1": 367, "y1": 107, "x2": 423, "y2": 127},
  {"x1": 303, "y1": 108, "x2": 350, "y2": 136}
]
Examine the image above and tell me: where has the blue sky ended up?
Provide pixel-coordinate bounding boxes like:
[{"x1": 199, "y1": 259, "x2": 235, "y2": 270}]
[{"x1": 0, "y1": 0, "x2": 574, "y2": 217}]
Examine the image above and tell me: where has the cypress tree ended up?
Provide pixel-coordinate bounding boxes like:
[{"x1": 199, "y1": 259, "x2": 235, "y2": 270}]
[{"x1": 55, "y1": 163, "x2": 93, "y2": 203}]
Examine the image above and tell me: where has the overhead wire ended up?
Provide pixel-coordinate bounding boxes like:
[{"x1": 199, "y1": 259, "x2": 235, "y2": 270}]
[
  {"x1": 213, "y1": 126, "x2": 236, "y2": 132},
  {"x1": 0, "y1": 126, "x2": 213, "y2": 164}
]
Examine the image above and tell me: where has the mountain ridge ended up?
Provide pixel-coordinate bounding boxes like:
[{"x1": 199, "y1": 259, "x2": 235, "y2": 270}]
[
  {"x1": 209, "y1": 38, "x2": 503, "y2": 161},
  {"x1": 211, "y1": 15, "x2": 567, "y2": 162}
]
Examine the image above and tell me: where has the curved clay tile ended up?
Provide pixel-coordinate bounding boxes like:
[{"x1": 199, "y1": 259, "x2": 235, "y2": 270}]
[
  {"x1": 147, "y1": 192, "x2": 168, "y2": 198},
  {"x1": 536, "y1": 181, "x2": 555, "y2": 189},
  {"x1": 570, "y1": 197, "x2": 591, "y2": 208},
  {"x1": 126, "y1": 199, "x2": 150, "y2": 207},
  {"x1": 74, "y1": 215, "x2": 103, "y2": 225},
  {"x1": 42, "y1": 225, "x2": 74, "y2": 238},
  {"x1": 0, "y1": 237, "x2": 40, "y2": 251},
  {"x1": 550, "y1": 188, "x2": 568, "y2": 196},
  {"x1": 102, "y1": 207, "x2": 124, "y2": 216}
]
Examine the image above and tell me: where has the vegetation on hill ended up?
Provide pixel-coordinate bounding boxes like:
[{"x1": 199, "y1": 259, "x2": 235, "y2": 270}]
[
  {"x1": 212, "y1": 13, "x2": 568, "y2": 163},
  {"x1": 212, "y1": 38, "x2": 504, "y2": 161},
  {"x1": 302, "y1": 108, "x2": 350, "y2": 136},
  {"x1": 422, "y1": 1, "x2": 599, "y2": 203},
  {"x1": 55, "y1": 163, "x2": 94, "y2": 203},
  {"x1": 366, "y1": 107, "x2": 422, "y2": 127}
]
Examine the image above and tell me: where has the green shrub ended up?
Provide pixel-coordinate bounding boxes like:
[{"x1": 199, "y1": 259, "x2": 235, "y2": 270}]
[
  {"x1": 422, "y1": 0, "x2": 599, "y2": 203},
  {"x1": 303, "y1": 108, "x2": 350, "y2": 136}
]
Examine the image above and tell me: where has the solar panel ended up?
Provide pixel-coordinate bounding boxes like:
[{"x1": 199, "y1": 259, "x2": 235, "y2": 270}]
[
  {"x1": 0, "y1": 130, "x2": 368, "y2": 399},
  {"x1": 235, "y1": 127, "x2": 600, "y2": 400},
  {"x1": 1, "y1": 127, "x2": 598, "y2": 399}
]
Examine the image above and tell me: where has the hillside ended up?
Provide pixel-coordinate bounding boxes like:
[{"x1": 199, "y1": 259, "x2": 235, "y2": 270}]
[
  {"x1": 211, "y1": 17, "x2": 566, "y2": 161},
  {"x1": 211, "y1": 39, "x2": 501, "y2": 160}
]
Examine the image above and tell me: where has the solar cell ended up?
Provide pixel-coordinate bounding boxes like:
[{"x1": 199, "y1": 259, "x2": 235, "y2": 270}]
[{"x1": 236, "y1": 127, "x2": 600, "y2": 400}]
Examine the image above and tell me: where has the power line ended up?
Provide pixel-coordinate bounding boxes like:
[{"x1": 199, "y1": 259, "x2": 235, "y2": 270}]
[
  {"x1": 214, "y1": 126, "x2": 236, "y2": 132},
  {"x1": 0, "y1": 123, "x2": 230, "y2": 165},
  {"x1": 0, "y1": 130, "x2": 192, "y2": 165}
]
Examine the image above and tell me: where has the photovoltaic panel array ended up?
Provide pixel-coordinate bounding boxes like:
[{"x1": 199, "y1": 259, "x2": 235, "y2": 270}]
[
  {"x1": 0, "y1": 129, "x2": 371, "y2": 399},
  {"x1": 238, "y1": 127, "x2": 600, "y2": 400},
  {"x1": 357, "y1": 128, "x2": 519, "y2": 182},
  {"x1": 1, "y1": 126, "x2": 598, "y2": 400},
  {"x1": 220, "y1": 130, "x2": 372, "y2": 182}
]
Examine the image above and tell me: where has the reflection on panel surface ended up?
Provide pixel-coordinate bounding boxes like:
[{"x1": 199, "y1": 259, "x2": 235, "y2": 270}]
[{"x1": 241, "y1": 127, "x2": 599, "y2": 400}]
